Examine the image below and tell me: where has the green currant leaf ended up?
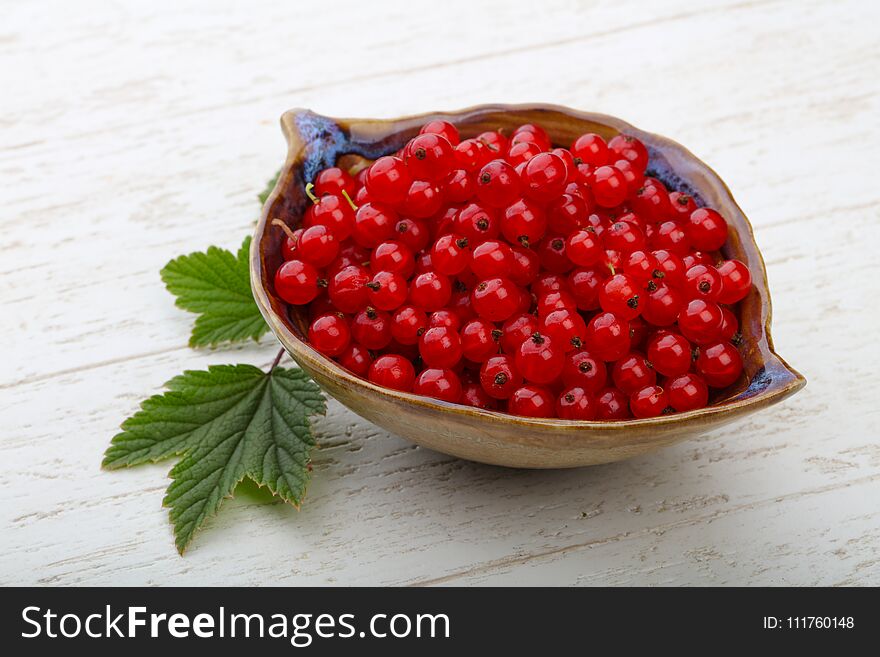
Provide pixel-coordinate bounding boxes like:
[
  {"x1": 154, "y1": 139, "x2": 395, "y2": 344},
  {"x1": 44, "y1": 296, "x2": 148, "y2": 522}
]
[
  {"x1": 161, "y1": 236, "x2": 269, "y2": 347},
  {"x1": 103, "y1": 364, "x2": 326, "y2": 553}
]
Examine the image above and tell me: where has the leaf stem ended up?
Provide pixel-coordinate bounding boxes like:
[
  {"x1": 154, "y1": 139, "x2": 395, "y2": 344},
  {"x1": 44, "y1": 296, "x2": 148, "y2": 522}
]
[{"x1": 269, "y1": 347, "x2": 286, "y2": 372}]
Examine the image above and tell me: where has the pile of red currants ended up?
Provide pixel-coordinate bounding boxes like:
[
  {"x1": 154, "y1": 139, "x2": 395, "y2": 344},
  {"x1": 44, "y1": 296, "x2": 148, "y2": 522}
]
[{"x1": 274, "y1": 119, "x2": 751, "y2": 419}]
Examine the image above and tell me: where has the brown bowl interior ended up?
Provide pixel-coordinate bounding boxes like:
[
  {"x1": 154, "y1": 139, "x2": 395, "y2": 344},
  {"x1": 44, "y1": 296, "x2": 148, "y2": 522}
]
[{"x1": 251, "y1": 104, "x2": 805, "y2": 468}]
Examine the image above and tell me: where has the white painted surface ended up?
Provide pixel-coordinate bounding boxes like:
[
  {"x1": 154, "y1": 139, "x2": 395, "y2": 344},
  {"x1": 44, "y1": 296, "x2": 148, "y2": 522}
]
[{"x1": 1, "y1": 0, "x2": 878, "y2": 586}]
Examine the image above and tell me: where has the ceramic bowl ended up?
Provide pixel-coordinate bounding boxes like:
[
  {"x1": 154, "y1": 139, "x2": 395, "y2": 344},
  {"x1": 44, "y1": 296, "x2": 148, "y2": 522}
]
[{"x1": 251, "y1": 104, "x2": 805, "y2": 468}]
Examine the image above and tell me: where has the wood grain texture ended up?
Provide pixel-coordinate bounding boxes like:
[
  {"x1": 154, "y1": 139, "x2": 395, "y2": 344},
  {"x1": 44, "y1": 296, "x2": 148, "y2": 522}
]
[{"x1": 1, "y1": 0, "x2": 878, "y2": 585}]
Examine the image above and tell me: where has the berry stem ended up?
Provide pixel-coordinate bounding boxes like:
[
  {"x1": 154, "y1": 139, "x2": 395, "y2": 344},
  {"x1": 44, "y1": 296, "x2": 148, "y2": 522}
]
[
  {"x1": 304, "y1": 182, "x2": 319, "y2": 203},
  {"x1": 341, "y1": 189, "x2": 359, "y2": 211},
  {"x1": 271, "y1": 218, "x2": 298, "y2": 242}
]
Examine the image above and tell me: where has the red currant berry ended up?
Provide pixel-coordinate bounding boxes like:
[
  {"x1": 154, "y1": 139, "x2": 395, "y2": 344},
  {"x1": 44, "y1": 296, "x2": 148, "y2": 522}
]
[
  {"x1": 329, "y1": 242, "x2": 370, "y2": 274},
  {"x1": 696, "y1": 341, "x2": 743, "y2": 388},
  {"x1": 548, "y1": 193, "x2": 589, "y2": 234},
  {"x1": 628, "y1": 316, "x2": 650, "y2": 348},
  {"x1": 454, "y1": 138, "x2": 491, "y2": 172},
  {"x1": 599, "y1": 273, "x2": 642, "y2": 320},
  {"x1": 351, "y1": 307, "x2": 392, "y2": 350},
  {"x1": 502, "y1": 197, "x2": 547, "y2": 247},
  {"x1": 507, "y1": 246, "x2": 539, "y2": 286},
  {"x1": 402, "y1": 180, "x2": 444, "y2": 218},
  {"x1": 420, "y1": 119, "x2": 460, "y2": 146},
  {"x1": 512, "y1": 123, "x2": 551, "y2": 150},
  {"x1": 275, "y1": 259, "x2": 322, "y2": 305},
  {"x1": 646, "y1": 331, "x2": 692, "y2": 376},
  {"x1": 567, "y1": 229, "x2": 603, "y2": 266},
  {"x1": 641, "y1": 282, "x2": 685, "y2": 326},
  {"x1": 281, "y1": 227, "x2": 304, "y2": 261},
  {"x1": 595, "y1": 387, "x2": 631, "y2": 420},
  {"x1": 612, "y1": 352, "x2": 656, "y2": 395},
  {"x1": 591, "y1": 165, "x2": 628, "y2": 208},
  {"x1": 604, "y1": 220, "x2": 647, "y2": 254},
  {"x1": 682, "y1": 251, "x2": 713, "y2": 270},
  {"x1": 669, "y1": 191, "x2": 698, "y2": 217},
  {"x1": 461, "y1": 382, "x2": 497, "y2": 410},
  {"x1": 678, "y1": 299, "x2": 724, "y2": 345},
  {"x1": 508, "y1": 385, "x2": 555, "y2": 418},
  {"x1": 652, "y1": 249, "x2": 687, "y2": 288},
  {"x1": 329, "y1": 264, "x2": 371, "y2": 313},
  {"x1": 535, "y1": 234, "x2": 571, "y2": 274},
  {"x1": 608, "y1": 134, "x2": 649, "y2": 173},
  {"x1": 630, "y1": 385, "x2": 670, "y2": 418},
  {"x1": 666, "y1": 373, "x2": 709, "y2": 412},
  {"x1": 297, "y1": 224, "x2": 339, "y2": 268},
  {"x1": 305, "y1": 195, "x2": 356, "y2": 240},
  {"x1": 715, "y1": 259, "x2": 752, "y2": 304},
  {"x1": 460, "y1": 318, "x2": 502, "y2": 362},
  {"x1": 541, "y1": 308, "x2": 587, "y2": 352},
  {"x1": 476, "y1": 130, "x2": 508, "y2": 155},
  {"x1": 632, "y1": 183, "x2": 673, "y2": 223},
  {"x1": 684, "y1": 264, "x2": 722, "y2": 301},
  {"x1": 368, "y1": 354, "x2": 416, "y2": 392},
  {"x1": 428, "y1": 309, "x2": 461, "y2": 331},
  {"x1": 556, "y1": 387, "x2": 597, "y2": 420},
  {"x1": 419, "y1": 325, "x2": 463, "y2": 368},
  {"x1": 687, "y1": 208, "x2": 728, "y2": 251},
  {"x1": 472, "y1": 277, "x2": 521, "y2": 322},
  {"x1": 536, "y1": 289, "x2": 577, "y2": 317},
  {"x1": 394, "y1": 217, "x2": 430, "y2": 252},
  {"x1": 308, "y1": 313, "x2": 351, "y2": 357},
  {"x1": 390, "y1": 305, "x2": 427, "y2": 345},
  {"x1": 506, "y1": 141, "x2": 543, "y2": 167},
  {"x1": 562, "y1": 350, "x2": 607, "y2": 392},
  {"x1": 651, "y1": 221, "x2": 690, "y2": 258},
  {"x1": 314, "y1": 167, "x2": 355, "y2": 198},
  {"x1": 352, "y1": 202, "x2": 397, "y2": 248},
  {"x1": 445, "y1": 169, "x2": 476, "y2": 204},
  {"x1": 431, "y1": 234, "x2": 471, "y2": 276},
  {"x1": 500, "y1": 313, "x2": 539, "y2": 354},
  {"x1": 516, "y1": 332, "x2": 565, "y2": 384},
  {"x1": 409, "y1": 271, "x2": 452, "y2": 311},
  {"x1": 571, "y1": 133, "x2": 609, "y2": 166},
  {"x1": 480, "y1": 354, "x2": 522, "y2": 399},
  {"x1": 405, "y1": 133, "x2": 455, "y2": 182},
  {"x1": 623, "y1": 249, "x2": 658, "y2": 285},
  {"x1": 476, "y1": 159, "x2": 522, "y2": 208},
  {"x1": 371, "y1": 241, "x2": 414, "y2": 278},
  {"x1": 414, "y1": 368, "x2": 462, "y2": 403},
  {"x1": 455, "y1": 202, "x2": 499, "y2": 242},
  {"x1": 337, "y1": 343, "x2": 372, "y2": 377},
  {"x1": 718, "y1": 306, "x2": 739, "y2": 341},
  {"x1": 585, "y1": 312, "x2": 631, "y2": 361},
  {"x1": 522, "y1": 152, "x2": 568, "y2": 203},
  {"x1": 568, "y1": 266, "x2": 605, "y2": 310},
  {"x1": 470, "y1": 239, "x2": 513, "y2": 279},
  {"x1": 365, "y1": 156, "x2": 411, "y2": 205},
  {"x1": 365, "y1": 270, "x2": 408, "y2": 311}
]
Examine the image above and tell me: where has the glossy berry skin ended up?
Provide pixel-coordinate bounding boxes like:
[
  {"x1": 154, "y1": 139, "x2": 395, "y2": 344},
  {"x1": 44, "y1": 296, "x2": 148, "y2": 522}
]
[
  {"x1": 390, "y1": 305, "x2": 427, "y2": 345},
  {"x1": 716, "y1": 259, "x2": 752, "y2": 304},
  {"x1": 455, "y1": 138, "x2": 491, "y2": 171},
  {"x1": 612, "y1": 352, "x2": 656, "y2": 395},
  {"x1": 419, "y1": 119, "x2": 460, "y2": 146},
  {"x1": 419, "y1": 326, "x2": 463, "y2": 368},
  {"x1": 696, "y1": 341, "x2": 743, "y2": 388},
  {"x1": 460, "y1": 382, "x2": 497, "y2": 410},
  {"x1": 470, "y1": 239, "x2": 513, "y2": 279},
  {"x1": 666, "y1": 373, "x2": 709, "y2": 412},
  {"x1": 677, "y1": 299, "x2": 724, "y2": 345},
  {"x1": 500, "y1": 313, "x2": 539, "y2": 355},
  {"x1": 641, "y1": 283, "x2": 685, "y2": 327},
  {"x1": 608, "y1": 134, "x2": 649, "y2": 173},
  {"x1": 409, "y1": 271, "x2": 452, "y2": 311},
  {"x1": 585, "y1": 312, "x2": 631, "y2": 361},
  {"x1": 537, "y1": 235, "x2": 573, "y2": 274},
  {"x1": 567, "y1": 229, "x2": 603, "y2": 266},
  {"x1": 604, "y1": 221, "x2": 647, "y2": 254},
  {"x1": 402, "y1": 180, "x2": 443, "y2": 218},
  {"x1": 275, "y1": 259, "x2": 321, "y2": 305},
  {"x1": 522, "y1": 152, "x2": 568, "y2": 203},
  {"x1": 687, "y1": 208, "x2": 728, "y2": 251},
  {"x1": 599, "y1": 274, "x2": 642, "y2": 320},
  {"x1": 651, "y1": 249, "x2": 687, "y2": 289},
  {"x1": 630, "y1": 385, "x2": 669, "y2": 419},
  {"x1": 428, "y1": 309, "x2": 461, "y2": 330},
  {"x1": 595, "y1": 387, "x2": 631, "y2": 420},
  {"x1": 536, "y1": 289, "x2": 577, "y2": 317},
  {"x1": 646, "y1": 331, "x2": 692, "y2": 376},
  {"x1": 548, "y1": 193, "x2": 589, "y2": 234},
  {"x1": 337, "y1": 343, "x2": 372, "y2": 377},
  {"x1": 371, "y1": 241, "x2": 414, "y2": 278},
  {"x1": 568, "y1": 267, "x2": 604, "y2": 310},
  {"x1": 632, "y1": 183, "x2": 672, "y2": 223},
  {"x1": 351, "y1": 307, "x2": 392, "y2": 350},
  {"x1": 330, "y1": 242, "x2": 370, "y2": 274},
  {"x1": 281, "y1": 227, "x2": 304, "y2": 261},
  {"x1": 394, "y1": 217, "x2": 430, "y2": 252},
  {"x1": 684, "y1": 264, "x2": 723, "y2": 301},
  {"x1": 652, "y1": 220, "x2": 690, "y2": 256},
  {"x1": 305, "y1": 195, "x2": 355, "y2": 241},
  {"x1": 628, "y1": 316, "x2": 650, "y2": 348},
  {"x1": 368, "y1": 354, "x2": 416, "y2": 392},
  {"x1": 502, "y1": 198, "x2": 547, "y2": 247},
  {"x1": 512, "y1": 123, "x2": 551, "y2": 150},
  {"x1": 591, "y1": 165, "x2": 628, "y2": 208},
  {"x1": 352, "y1": 203, "x2": 397, "y2": 248},
  {"x1": 562, "y1": 350, "x2": 608, "y2": 392},
  {"x1": 614, "y1": 159, "x2": 644, "y2": 196},
  {"x1": 431, "y1": 234, "x2": 471, "y2": 275},
  {"x1": 476, "y1": 130, "x2": 508, "y2": 155},
  {"x1": 404, "y1": 133, "x2": 455, "y2": 182},
  {"x1": 476, "y1": 160, "x2": 522, "y2": 209},
  {"x1": 516, "y1": 332, "x2": 565, "y2": 384},
  {"x1": 508, "y1": 385, "x2": 555, "y2": 418},
  {"x1": 507, "y1": 141, "x2": 543, "y2": 167},
  {"x1": 480, "y1": 354, "x2": 522, "y2": 399},
  {"x1": 541, "y1": 308, "x2": 587, "y2": 352},
  {"x1": 556, "y1": 387, "x2": 597, "y2": 420},
  {"x1": 308, "y1": 313, "x2": 351, "y2": 357},
  {"x1": 669, "y1": 191, "x2": 698, "y2": 217},
  {"x1": 365, "y1": 156, "x2": 411, "y2": 205},
  {"x1": 453, "y1": 203, "x2": 497, "y2": 243},
  {"x1": 460, "y1": 318, "x2": 502, "y2": 362},
  {"x1": 328, "y1": 264, "x2": 370, "y2": 313},
  {"x1": 413, "y1": 368, "x2": 462, "y2": 403},
  {"x1": 571, "y1": 133, "x2": 609, "y2": 166},
  {"x1": 446, "y1": 171, "x2": 476, "y2": 204},
  {"x1": 624, "y1": 250, "x2": 659, "y2": 285},
  {"x1": 314, "y1": 167, "x2": 355, "y2": 198},
  {"x1": 366, "y1": 270, "x2": 408, "y2": 311},
  {"x1": 719, "y1": 306, "x2": 739, "y2": 341},
  {"x1": 472, "y1": 277, "x2": 521, "y2": 322}
]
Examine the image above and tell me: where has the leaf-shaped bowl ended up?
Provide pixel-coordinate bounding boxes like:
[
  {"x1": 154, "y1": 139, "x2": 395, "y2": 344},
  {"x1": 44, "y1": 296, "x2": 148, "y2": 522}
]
[{"x1": 251, "y1": 104, "x2": 805, "y2": 468}]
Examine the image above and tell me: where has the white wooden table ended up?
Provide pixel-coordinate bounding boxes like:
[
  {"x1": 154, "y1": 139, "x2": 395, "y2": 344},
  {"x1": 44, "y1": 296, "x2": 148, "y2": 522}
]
[{"x1": 2, "y1": 0, "x2": 878, "y2": 586}]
